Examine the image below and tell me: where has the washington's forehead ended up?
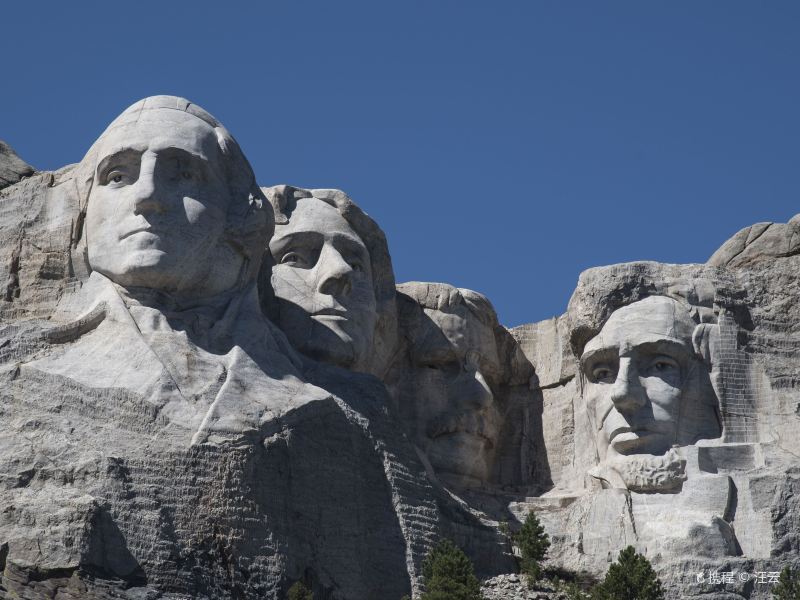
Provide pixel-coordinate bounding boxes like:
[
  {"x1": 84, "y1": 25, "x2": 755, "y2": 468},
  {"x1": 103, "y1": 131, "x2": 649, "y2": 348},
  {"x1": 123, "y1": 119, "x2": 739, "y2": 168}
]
[
  {"x1": 585, "y1": 296, "x2": 695, "y2": 353},
  {"x1": 96, "y1": 112, "x2": 219, "y2": 160},
  {"x1": 107, "y1": 106, "x2": 213, "y2": 129}
]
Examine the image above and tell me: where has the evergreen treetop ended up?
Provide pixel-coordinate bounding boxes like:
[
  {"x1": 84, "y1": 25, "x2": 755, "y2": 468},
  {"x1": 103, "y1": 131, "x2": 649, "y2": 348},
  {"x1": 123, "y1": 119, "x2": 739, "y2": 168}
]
[
  {"x1": 287, "y1": 581, "x2": 313, "y2": 600},
  {"x1": 773, "y1": 566, "x2": 800, "y2": 600},
  {"x1": 420, "y1": 539, "x2": 482, "y2": 600},
  {"x1": 514, "y1": 509, "x2": 550, "y2": 583},
  {"x1": 590, "y1": 546, "x2": 664, "y2": 600}
]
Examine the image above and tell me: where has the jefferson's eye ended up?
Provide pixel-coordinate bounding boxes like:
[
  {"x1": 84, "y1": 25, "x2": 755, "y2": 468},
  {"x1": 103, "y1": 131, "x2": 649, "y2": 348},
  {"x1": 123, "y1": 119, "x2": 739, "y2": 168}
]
[
  {"x1": 350, "y1": 261, "x2": 364, "y2": 273},
  {"x1": 279, "y1": 252, "x2": 309, "y2": 267},
  {"x1": 591, "y1": 366, "x2": 615, "y2": 383}
]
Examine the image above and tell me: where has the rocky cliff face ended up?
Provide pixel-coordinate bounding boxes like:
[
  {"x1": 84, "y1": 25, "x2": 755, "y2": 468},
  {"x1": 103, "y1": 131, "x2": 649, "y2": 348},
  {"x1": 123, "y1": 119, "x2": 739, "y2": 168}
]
[
  {"x1": 0, "y1": 141, "x2": 33, "y2": 191},
  {"x1": 1, "y1": 97, "x2": 799, "y2": 600},
  {"x1": 511, "y1": 229, "x2": 800, "y2": 600}
]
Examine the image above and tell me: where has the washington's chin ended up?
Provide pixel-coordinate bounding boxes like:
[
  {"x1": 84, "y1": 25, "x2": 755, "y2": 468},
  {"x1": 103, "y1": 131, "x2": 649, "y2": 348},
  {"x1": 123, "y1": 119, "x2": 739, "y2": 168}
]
[{"x1": 92, "y1": 252, "x2": 173, "y2": 284}]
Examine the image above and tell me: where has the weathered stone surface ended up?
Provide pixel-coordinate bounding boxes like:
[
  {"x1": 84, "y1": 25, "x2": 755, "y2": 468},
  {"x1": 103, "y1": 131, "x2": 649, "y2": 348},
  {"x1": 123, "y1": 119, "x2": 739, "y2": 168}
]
[
  {"x1": 0, "y1": 164, "x2": 78, "y2": 322},
  {"x1": 0, "y1": 97, "x2": 448, "y2": 600},
  {"x1": 481, "y1": 573, "x2": 572, "y2": 599},
  {"x1": 0, "y1": 141, "x2": 34, "y2": 190},
  {"x1": 4, "y1": 96, "x2": 800, "y2": 600},
  {"x1": 509, "y1": 256, "x2": 800, "y2": 599},
  {"x1": 261, "y1": 184, "x2": 398, "y2": 378},
  {"x1": 708, "y1": 215, "x2": 800, "y2": 268}
]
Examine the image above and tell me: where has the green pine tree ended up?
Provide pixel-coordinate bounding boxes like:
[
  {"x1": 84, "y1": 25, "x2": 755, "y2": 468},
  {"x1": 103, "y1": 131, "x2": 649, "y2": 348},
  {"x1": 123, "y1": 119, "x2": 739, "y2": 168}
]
[
  {"x1": 514, "y1": 510, "x2": 550, "y2": 583},
  {"x1": 420, "y1": 539, "x2": 482, "y2": 600},
  {"x1": 287, "y1": 580, "x2": 313, "y2": 600},
  {"x1": 774, "y1": 566, "x2": 800, "y2": 600},
  {"x1": 591, "y1": 546, "x2": 664, "y2": 600}
]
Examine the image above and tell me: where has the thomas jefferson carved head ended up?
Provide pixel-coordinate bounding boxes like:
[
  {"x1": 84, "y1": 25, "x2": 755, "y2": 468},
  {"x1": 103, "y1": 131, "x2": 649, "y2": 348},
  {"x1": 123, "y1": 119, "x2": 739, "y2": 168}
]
[
  {"x1": 261, "y1": 185, "x2": 397, "y2": 375},
  {"x1": 76, "y1": 96, "x2": 270, "y2": 299}
]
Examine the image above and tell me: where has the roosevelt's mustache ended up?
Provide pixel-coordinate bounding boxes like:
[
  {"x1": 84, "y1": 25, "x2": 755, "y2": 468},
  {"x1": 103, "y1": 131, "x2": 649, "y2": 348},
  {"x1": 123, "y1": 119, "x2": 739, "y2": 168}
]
[{"x1": 426, "y1": 409, "x2": 497, "y2": 447}]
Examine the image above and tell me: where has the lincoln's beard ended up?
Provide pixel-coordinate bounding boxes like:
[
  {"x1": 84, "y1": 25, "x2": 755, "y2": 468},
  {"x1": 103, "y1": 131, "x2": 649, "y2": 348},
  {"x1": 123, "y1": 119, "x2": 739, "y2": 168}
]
[{"x1": 589, "y1": 447, "x2": 687, "y2": 493}]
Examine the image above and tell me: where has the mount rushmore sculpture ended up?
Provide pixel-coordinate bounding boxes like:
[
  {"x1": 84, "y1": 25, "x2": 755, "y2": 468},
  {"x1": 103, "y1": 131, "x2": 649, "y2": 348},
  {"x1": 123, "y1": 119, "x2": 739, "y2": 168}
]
[{"x1": 1, "y1": 96, "x2": 799, "y2": 599}]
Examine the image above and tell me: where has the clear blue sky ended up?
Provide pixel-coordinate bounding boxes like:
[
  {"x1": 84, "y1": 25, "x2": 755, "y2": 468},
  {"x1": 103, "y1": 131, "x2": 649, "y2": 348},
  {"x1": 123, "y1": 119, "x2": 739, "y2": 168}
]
[{"x1": 3, "y1": 2, "x2": 799, "y2": 326}]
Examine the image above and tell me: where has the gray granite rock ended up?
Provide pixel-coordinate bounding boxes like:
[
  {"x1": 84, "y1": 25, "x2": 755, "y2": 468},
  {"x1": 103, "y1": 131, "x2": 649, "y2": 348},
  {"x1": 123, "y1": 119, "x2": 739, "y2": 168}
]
[
  {"x1": 708, "y1": 215, "x2": 800, "y2": 268},
  {"x1": 0, "y1": 97, "x2": 450, "y2": 600},
  {"x1": 508, "y1": 258, "x2": 800, "y2": 599},
  {"x1": 4, "y1": 96, "x2": 800, "y2": 600},
  {"x1": 0, "y1": 141, "x2": 34, "y2": 190}
]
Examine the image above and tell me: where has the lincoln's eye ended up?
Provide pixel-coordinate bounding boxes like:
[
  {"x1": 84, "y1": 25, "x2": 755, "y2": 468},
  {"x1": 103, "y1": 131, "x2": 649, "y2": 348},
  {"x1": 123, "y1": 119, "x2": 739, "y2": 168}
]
[
  {"x1": 644, "y1": 355, "x2": 680, "y2": 376},
  {"x1": 182, "y1": 170, "x2": 193, "y2": 180}
]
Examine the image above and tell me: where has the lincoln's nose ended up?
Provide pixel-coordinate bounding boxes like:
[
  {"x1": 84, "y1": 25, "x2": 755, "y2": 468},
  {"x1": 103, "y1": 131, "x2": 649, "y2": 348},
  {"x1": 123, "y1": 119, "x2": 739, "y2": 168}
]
[{"x1": 608, "y1": 358, "x2": 647, "y2": 415}]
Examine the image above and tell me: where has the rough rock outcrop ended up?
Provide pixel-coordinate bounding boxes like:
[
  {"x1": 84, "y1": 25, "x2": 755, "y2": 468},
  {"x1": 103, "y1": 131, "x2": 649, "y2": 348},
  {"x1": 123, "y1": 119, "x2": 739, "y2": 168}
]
[
  {"x1": 510, "y1": 243, "x2": 800, "y2": 598},
  {"x1": 0, "y1": 141, "x2": 34, "y2": 190},
  {"x1": 708, "y1": 214, "x2": 800, "y2": 268}
]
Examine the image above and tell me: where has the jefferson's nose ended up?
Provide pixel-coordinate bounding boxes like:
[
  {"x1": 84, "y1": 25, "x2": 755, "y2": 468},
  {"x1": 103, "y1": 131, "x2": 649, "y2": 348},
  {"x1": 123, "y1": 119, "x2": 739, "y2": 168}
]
[
  {"x1": 608, "y1": 358, "x2": 647, "y2": 414},
  {"x1": 317, "y1": 245, "x2": 353, "y2": 297}
]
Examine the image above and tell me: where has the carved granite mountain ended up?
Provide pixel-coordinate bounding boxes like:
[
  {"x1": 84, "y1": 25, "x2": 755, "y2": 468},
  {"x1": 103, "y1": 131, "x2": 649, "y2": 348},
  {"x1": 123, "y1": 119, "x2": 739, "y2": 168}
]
[
  {"x1": 511, "y1": 249, "x2": 800, "y2": 599},
  {"x1": 2, "y1": 98, "x2": 800, "y2": 600}
]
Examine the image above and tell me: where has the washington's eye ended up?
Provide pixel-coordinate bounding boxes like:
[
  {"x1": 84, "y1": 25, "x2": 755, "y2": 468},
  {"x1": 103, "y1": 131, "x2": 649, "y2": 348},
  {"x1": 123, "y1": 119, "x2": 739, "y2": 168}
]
[
  {"x1": 106, "y1": 170, "x2": 126, "y2": 185},
  {"x1": 350, "y1": 261, "x2": 364, "y2": 272}
]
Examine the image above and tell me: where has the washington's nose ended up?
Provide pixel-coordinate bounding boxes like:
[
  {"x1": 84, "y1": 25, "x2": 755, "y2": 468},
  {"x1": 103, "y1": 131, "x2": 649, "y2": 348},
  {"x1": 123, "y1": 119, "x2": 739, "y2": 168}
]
[
  {"x1": 609, "y1": 358, "x2": 647, "y2": 414},
  {"x1": 131, "y1": 160, "x2": 163, "y2": 215},
  {"x1": 317, "y1": 246, "x2": 353, "y2": 297}
]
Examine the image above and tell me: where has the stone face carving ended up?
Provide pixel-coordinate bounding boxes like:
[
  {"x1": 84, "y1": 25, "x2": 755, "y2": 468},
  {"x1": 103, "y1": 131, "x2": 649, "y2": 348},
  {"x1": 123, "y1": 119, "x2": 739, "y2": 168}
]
[
  {"x1": 391, "y1": 282, "x2": 504, "y2": 487},
  {"x1": 5, "y1": 98, "x2": 800, "y2": 599},
  {"x1": 0, "y1": 99, "x2": 447, "y2": 599},
  {"x1": 81, "y1": 98, "x2": 268, "y2": 298},
  {"x1": 42, "y1": 96, "x2": 322, "y2": 443},
  {"x1": 578, "y1": 295, "x2": 722, "y2": 491},
  {"x1": 261, "y1": 185, "x2": 397, "y2": 376}
]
